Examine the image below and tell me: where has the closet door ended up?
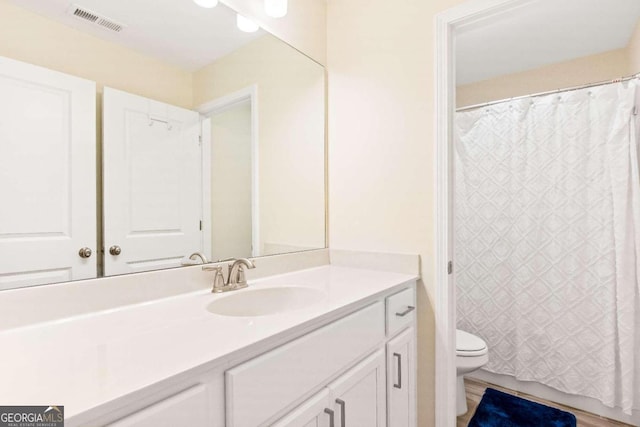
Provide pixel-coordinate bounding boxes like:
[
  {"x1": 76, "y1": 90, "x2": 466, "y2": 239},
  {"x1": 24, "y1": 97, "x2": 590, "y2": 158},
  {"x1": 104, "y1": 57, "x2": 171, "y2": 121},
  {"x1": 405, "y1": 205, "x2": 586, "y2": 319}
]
[
  {"x1": 0, "y1": 56, "x2": 96, "y2": 290},
  {"x1": 102, "y1": 88, "x2": 202, "y2": 276}
]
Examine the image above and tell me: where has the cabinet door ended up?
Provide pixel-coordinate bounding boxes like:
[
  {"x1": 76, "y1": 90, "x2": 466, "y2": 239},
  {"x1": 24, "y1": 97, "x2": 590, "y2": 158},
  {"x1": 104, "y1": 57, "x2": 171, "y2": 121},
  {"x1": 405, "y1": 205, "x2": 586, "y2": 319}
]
[
  {"x1": 0, "y1": 55, "x2": 96, "y2": 290},
  {"x1": 103, "y1": 87, "x2": 202, "y2": 276},
  {"x1": 272, "y1": 389, "x2": 332, "y2": 427},
  {"x1": 387, "y1": 327, "x2": 416, "y2": 427},
  {"x1": 327, "y1": 350, "x2": 386, "y2": 427}
]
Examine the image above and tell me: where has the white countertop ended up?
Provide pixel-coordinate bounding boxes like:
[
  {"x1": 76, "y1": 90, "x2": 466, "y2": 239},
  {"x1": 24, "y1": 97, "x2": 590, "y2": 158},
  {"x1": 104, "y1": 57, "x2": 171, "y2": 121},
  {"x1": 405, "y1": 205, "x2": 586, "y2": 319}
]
[{"x1": 0, "y1": 265, "x2": 416, "y2": 418}]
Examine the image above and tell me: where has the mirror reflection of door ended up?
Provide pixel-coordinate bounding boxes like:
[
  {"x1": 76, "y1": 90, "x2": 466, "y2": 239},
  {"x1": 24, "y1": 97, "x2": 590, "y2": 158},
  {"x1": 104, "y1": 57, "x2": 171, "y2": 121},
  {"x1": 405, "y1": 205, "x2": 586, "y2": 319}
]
[
  {"x1": 102, "y1": 88, "x2": 203, "y2": 276},
  {"x1": 0, "y1": 57, "x2": 96, "y2": 290},
  {"x1": 209, "y1": 100, "x2": 254, "y2": 261}
]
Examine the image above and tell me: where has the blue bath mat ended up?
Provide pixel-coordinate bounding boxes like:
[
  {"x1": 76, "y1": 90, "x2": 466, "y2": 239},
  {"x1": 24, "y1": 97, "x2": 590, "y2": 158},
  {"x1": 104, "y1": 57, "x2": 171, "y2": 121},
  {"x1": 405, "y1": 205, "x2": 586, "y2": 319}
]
[{"x1": 468, "y1": 388, "x2": 577, "y2": 427}]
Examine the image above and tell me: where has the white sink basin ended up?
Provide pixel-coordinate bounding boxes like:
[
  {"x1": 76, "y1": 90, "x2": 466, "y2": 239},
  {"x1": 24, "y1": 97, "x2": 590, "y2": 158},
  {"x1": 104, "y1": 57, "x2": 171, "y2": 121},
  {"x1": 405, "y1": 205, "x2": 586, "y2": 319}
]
[{"x1": 206, "y1": 286, "x2": 326, "y2": 317}]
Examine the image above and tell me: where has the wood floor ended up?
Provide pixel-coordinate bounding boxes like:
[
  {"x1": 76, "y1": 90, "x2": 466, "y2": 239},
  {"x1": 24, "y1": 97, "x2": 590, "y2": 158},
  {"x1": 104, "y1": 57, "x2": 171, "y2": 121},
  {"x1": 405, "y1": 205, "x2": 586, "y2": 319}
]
[{"x1": 457, "y1": 378, "x2": 635, "y2": 427}]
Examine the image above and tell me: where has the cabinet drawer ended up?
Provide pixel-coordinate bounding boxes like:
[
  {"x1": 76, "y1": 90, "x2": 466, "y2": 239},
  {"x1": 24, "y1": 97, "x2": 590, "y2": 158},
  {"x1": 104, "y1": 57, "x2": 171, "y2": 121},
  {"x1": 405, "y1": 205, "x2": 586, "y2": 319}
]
[
  {"x1": 386, "y1": 287, "x2": 415, "y2": 336},
  {"x1": 106, "y1": 385, "x2": 208, "y2": 427},
  {"x1": 226, "y1": 302, "x2": 385, "y2": 427}
]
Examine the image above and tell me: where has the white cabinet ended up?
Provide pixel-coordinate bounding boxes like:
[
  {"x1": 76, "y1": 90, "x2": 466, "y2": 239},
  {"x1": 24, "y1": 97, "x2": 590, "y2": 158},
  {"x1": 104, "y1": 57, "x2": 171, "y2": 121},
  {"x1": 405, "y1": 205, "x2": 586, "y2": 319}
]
[
  {"x1": 386, "y1": 287, "x2": 416, "y2": 336},
  {"x1": 327, "y1": 350, "x2": 386, "y2": 427},
  {"x1": 272, "y1": 390, "x2": 332, "y2": 427},
  {"x1": 225, "y1": 302, "x2": 385, "y2": 427},
  {"x1": 106, "y1": 385, "x2": 209, "y2": 427},
  {"x1": 72, "y1": 283, "x2": 417, "y2": 427},
  {"x1": 274, "y1": 350, "x2": 386, "y2": 427},
  {"x1": 387, "y1": 327, "x2": 417, "y2": 427}
]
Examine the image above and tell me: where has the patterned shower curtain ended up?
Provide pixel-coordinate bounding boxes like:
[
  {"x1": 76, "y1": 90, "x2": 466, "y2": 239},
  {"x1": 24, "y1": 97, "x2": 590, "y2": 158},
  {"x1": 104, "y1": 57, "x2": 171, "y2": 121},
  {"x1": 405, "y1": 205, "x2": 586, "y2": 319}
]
[{"x1": 455, "y1": 81, "x2": 640, "y2": 414}]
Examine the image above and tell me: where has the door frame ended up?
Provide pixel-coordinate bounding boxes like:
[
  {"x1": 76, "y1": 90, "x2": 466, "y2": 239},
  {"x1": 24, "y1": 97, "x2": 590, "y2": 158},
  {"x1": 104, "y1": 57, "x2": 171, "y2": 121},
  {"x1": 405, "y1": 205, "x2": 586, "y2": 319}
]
[
  {"x1": 197, "y1": 85, "x2": 259, "y2": 259},
  {"x1": 434, "y1": 0, "x2": 535, "y2": 424}
]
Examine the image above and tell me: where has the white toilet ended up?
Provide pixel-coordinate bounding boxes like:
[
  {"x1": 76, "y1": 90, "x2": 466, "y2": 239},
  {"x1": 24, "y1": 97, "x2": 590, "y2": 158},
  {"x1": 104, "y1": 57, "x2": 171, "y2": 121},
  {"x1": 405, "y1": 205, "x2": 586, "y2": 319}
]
[{"x1": 456, "y1": 329, "x2": 489, "y2": 416}]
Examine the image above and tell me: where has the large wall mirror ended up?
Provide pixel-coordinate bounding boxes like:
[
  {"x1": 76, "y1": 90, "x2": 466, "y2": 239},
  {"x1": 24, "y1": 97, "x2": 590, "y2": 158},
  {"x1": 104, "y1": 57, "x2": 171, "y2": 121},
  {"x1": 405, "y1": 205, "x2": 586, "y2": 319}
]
[{"x1": 0, "y1": 0, "x2": 326, "y2": 290}]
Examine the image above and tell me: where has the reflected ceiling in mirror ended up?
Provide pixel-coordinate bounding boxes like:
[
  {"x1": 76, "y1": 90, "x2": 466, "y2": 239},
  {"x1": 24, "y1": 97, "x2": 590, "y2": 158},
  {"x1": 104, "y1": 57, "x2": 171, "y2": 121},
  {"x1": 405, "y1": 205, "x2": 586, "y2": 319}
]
[
  {"x1": 14, "y1": 0, "x2": 267, "y2": 70},
  {"x1": 0, "y1": 0, "x2": 325, "y2": 290}
]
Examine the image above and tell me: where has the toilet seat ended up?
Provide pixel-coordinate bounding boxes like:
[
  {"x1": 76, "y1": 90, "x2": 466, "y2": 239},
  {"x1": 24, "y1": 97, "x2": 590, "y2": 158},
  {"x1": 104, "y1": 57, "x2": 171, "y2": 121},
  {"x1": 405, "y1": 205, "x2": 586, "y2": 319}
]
[{"x1": 456, "y1": 329, "x2": 487, "y2": 357}]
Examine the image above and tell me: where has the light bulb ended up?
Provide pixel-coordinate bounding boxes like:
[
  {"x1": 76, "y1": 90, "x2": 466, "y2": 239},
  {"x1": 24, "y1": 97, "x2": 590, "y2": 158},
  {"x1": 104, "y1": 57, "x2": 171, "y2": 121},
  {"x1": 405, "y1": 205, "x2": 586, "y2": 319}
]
[
  {"x1": 193, "y1": 0, "x2": 218, "y2": 8},
  {"x1": 237, "y1": 14, "x2": 259, "y2": 32},
  {"x1": 265, "y1": 0, "x2": 287, "y2": 18}
]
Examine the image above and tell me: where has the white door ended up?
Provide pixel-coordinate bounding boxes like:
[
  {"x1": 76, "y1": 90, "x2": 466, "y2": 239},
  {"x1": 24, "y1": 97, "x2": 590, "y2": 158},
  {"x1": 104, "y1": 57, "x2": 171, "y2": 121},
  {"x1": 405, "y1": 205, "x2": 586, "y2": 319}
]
[
  {"x1": 387, "y1": 327, "x2": 417, "y2": 427},
  {"x1": 327, "y1": 350, "x2": 387, "y2": 427},
  {"x1": 0, "y1": 56, "x2": 96, "y2": 290},
  {"x1": 272, "y1": 389, "x2": 332, "y2": 427},
  {"x1": 103, "y1": 87, "x2": 202, "y2": 276}
]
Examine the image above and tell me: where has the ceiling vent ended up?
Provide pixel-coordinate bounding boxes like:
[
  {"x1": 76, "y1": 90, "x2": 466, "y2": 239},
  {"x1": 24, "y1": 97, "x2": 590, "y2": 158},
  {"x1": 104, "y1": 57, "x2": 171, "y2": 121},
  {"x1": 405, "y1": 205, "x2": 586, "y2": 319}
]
[{"x1": 68, "y1": 5, "x2": 125, "y2": 33}]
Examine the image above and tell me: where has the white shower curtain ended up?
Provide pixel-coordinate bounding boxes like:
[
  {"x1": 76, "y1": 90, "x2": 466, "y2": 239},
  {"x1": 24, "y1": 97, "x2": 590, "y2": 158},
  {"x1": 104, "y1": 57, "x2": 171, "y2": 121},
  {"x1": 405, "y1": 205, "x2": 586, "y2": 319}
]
[{"x1": 455, "y1": 81, "x2": 640, "y2": 414}]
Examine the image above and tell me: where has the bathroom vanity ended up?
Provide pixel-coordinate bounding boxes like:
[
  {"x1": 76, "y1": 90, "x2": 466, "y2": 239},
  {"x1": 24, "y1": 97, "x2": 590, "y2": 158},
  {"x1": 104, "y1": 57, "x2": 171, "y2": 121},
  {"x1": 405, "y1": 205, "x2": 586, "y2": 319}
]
[{"x1": 0, "y1": 263, "x2": 417, "y2": 427}]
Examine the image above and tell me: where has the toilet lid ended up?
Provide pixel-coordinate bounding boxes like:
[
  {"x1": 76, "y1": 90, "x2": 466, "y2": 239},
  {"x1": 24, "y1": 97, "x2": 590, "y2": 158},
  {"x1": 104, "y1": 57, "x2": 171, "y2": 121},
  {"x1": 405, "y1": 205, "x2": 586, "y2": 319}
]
[{"x1": 456, "y1": 329, "x2": 487, "y2": 356}]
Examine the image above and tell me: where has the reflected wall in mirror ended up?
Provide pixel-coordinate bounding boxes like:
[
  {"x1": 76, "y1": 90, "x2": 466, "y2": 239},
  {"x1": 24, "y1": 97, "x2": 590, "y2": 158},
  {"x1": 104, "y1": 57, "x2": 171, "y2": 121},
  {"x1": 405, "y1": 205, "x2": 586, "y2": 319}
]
[{"x1": 0, "y1": 0, "x2": 325, "y2": 290}]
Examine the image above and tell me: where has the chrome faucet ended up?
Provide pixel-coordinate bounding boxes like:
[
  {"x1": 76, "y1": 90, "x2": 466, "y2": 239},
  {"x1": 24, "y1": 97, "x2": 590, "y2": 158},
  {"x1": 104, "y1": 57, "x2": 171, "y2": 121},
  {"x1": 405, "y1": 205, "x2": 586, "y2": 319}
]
[
  {"x1": 190, "y1": 252, "x2": 208, "y2": 263},
  {"x1": 228, "y1": 258, "x2": 256, "y2": 289},
  {"x1": 183, "y1": 252, "x2": 208, "y2": 265},
  {"x1": 203, "y1": 258, "x2": 255, "y2": 293}
]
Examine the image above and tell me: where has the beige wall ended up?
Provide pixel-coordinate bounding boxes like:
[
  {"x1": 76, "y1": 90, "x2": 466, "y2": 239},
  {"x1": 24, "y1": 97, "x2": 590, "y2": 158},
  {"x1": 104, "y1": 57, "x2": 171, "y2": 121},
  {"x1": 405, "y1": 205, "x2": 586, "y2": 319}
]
[
  {"x1": 194, "y1": 35, "x2": 326, "y2": 256},
  {"x1": 457, "y1": 48, "x2": 630, "y2": 107},
  {"x1": 0, "y1": 0, "x2": 193, "y2": 108},
  {"x1": 222, "y1": 0, "x2": 326, "y2": 65},
  {"x1": 210, "y1": 102, "x2": 254, "y2": 260},
  {"x1": 628, "y1": 17, "x2": 640, "y2": 76},
  {"x1": 327, "y1": 0, "x2": 467, "y2": 425}
]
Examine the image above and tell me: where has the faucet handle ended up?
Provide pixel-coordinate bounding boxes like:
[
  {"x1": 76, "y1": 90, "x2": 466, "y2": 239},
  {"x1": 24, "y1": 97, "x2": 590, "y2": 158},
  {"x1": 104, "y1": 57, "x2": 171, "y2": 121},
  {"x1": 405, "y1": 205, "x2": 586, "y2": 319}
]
[{"x1": 203, "y1": 265, "x2": 227, "y2": 293}]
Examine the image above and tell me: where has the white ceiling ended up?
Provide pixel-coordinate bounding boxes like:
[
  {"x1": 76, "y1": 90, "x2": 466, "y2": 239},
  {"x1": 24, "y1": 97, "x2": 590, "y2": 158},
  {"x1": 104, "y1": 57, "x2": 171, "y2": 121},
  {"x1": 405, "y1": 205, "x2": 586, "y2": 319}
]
[
  {"x1": 9, "y1": 0, "x2": 266, "y2": 71},
  {"x1": 456, "y1": 0, "x2": 640, "y2": 85}
]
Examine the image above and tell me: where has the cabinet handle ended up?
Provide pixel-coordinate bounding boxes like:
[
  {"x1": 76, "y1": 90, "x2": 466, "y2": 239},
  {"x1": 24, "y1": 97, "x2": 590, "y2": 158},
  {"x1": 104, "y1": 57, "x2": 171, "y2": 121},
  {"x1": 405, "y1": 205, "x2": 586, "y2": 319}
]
[
  {"x1": 394, "y1": 352, "x2": 402, "y2": 389},
  {"x1": 324, "y1": 408, "x2": 335, "y2": 427},
  {"x1": 335, "y1": 399, "x2": 346, "y2": 427},
  {"x1": 396, "y1": 306, "x2": 415, "y2": 317}
]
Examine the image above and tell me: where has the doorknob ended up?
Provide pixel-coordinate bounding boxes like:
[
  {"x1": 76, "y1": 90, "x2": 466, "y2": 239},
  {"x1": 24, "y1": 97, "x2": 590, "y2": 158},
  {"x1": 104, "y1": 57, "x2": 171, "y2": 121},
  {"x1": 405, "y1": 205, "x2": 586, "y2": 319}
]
[
  {"x1": 109, "y1": 245, "x2": 122, "y2": 256},
  {"x1": 78, "y1": 247, "x2": 92, "y2": 258}
]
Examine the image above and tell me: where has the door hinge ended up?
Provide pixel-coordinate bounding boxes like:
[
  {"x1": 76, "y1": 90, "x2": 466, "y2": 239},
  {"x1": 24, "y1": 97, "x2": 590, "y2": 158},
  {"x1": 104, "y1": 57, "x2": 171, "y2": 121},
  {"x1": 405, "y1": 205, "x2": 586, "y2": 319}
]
[
  {"x1": 448, "y1": 261, "x2": 453, "y2": 275},
  {"x1": 198, "y1": 135, "x2": 202, "y2": 145},
  {"x1": 199, "y1": 220, "x2": 202, "y2": 231}
]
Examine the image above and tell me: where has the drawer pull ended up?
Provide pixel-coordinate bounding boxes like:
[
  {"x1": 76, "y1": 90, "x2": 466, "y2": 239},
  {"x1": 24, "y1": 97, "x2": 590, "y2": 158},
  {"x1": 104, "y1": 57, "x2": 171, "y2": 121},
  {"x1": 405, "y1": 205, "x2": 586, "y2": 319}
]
[
  {"x1": 336, "y1": 399, "x2": 346, "y2": 427},
  {"x1": 396, "y1": 306, "x2": 415, "y2": 317},
  {"x1": 324, "y1": 408, "x2": 335, "y2": 427},
  {"x1": 394, "y1": 352, "x2": 402, "y2": 389}
]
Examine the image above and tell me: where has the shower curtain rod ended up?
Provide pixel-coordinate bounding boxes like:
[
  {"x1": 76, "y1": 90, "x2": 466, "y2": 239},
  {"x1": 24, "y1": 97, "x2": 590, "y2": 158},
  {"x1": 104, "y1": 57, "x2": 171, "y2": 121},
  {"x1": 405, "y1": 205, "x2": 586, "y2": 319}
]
[{"x1": 456, "y1": 72, "x2": 640, "y2": 112}]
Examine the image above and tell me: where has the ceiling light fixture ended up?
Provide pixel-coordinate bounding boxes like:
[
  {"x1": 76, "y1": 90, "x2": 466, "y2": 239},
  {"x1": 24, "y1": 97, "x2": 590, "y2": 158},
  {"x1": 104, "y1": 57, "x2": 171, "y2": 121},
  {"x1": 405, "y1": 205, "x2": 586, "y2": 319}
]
[
  {"x1": 264, "y1": 0, "x2": 287, "y2": 18},
  {"x1": 236, "y1": 14, "x2": 259, "y2": 32},
  {"x1": 193, "y1": 0, "x2": 218, "y2": 8}
]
